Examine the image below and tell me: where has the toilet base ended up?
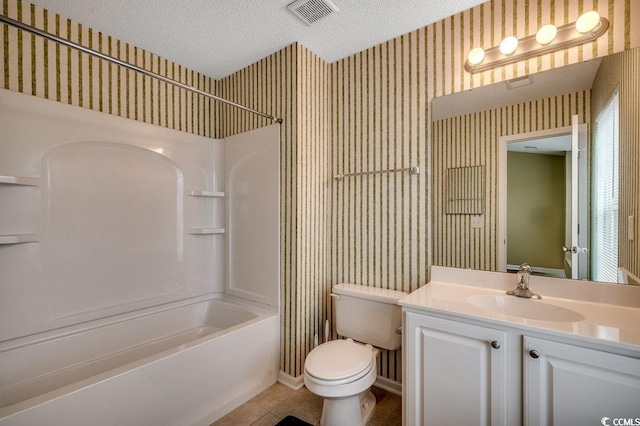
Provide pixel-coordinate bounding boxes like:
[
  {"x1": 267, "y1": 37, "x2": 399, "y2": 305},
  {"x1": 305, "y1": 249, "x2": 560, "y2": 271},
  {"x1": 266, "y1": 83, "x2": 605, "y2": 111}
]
[
  {"x1": 320, "y1": 389, "x2": 376, "y2": 426},
  {"x1": 360, "y1": 390, "x2": 377, "y2": 424}
]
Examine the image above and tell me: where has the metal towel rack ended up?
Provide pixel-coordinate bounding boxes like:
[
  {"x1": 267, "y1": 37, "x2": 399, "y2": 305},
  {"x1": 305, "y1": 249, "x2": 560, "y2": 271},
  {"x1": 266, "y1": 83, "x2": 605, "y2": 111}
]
[{"x1": 334, "y1": 166, "x2": 419, "y2": 181}]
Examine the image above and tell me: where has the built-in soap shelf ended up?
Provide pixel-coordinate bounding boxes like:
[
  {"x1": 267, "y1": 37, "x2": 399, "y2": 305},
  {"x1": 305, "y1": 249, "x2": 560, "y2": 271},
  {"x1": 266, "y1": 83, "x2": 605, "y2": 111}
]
[
  {"x1": 0, "y1": 175, "x2": 40, "y2": 186},
  {"x1": 187, "y1": 227, "x2": 225, "y2": 235},
  {"x1": 0, "y1": 234, "x2": 40, "y2": 245},
  {"x1": 1, "y1": 176, "x2": 40, "y2": 244},
  {"x1": 187, "y1": 189, "x2": 224, "y2": 235},
  {"x1": 188, "y1": 190, "x2": 225, "y2": 198}
]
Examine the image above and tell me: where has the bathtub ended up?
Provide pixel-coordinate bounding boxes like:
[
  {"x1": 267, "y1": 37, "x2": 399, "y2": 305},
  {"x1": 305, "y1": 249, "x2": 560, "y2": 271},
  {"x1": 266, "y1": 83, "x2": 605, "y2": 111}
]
[{"x1": 0, "y1": 294, "x2": 279, "y2": 425}]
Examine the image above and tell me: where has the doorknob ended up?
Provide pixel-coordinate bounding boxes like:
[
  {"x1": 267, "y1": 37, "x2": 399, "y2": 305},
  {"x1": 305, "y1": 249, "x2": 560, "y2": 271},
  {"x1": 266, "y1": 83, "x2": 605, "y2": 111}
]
[{"x1": 563, "y1": 246, "x2": 588, "y2": 254}]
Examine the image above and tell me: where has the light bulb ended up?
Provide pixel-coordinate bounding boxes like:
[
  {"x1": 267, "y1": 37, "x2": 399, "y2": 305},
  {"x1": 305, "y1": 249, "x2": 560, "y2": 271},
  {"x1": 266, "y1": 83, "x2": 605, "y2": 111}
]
[
  {"x1": 576, "y1": 11, "x2": 601, "y2": 33},
  {"x1": 499, "y1": 36, "x2": 519, "y2": 55},
  {"x1": 536, "y1": 24, "x2": 558, "y2": 45},
  {"x1": 467, "y1": 47, "x2": 485, "y2": 65}
]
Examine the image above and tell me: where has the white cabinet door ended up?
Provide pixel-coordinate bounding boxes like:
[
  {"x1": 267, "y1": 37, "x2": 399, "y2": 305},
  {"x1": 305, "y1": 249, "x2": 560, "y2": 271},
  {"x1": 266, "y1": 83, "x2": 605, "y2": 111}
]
[
  {"x1": 524, "y1": 336, "x2": 640, "y2": 426},
  {"x1": 405, "y1": 313, "x2": 508, "y2": 426}
]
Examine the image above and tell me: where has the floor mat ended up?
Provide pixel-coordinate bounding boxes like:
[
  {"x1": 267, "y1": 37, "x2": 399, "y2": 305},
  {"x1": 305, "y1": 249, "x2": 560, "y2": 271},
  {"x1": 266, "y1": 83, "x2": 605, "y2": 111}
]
[{"x1": 275, "y1": 415, "x2": 314, "y2": 426}]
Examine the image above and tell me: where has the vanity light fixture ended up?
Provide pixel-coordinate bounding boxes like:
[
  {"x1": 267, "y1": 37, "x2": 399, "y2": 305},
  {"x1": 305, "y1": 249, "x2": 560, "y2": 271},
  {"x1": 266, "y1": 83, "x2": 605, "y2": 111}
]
[
  {"x1": 499, "y1": 36, "x2": 519, "y2": 55},
  {"x1": 576, "y1": 11, "x2": 601, "y2": 33},
  {"x1": 465, "y1": 11, "x2": 608, "y2": 74},
  {"x1": 467, "y1": 47, "x2": 486, "y2": 65},
  {"x1": 535, "y1": 24, "x2": 558, "y2": 45}
]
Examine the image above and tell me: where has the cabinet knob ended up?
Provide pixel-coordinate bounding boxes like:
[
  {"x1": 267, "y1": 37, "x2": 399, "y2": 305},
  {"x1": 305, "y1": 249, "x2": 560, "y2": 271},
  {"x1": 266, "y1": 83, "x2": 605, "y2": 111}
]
[
  {"x1": 491, "y1": 340, "x2": 500, "y2": 349},
  {"x1": 529, "y1": 350, "x2": 540, "y2": 359}
]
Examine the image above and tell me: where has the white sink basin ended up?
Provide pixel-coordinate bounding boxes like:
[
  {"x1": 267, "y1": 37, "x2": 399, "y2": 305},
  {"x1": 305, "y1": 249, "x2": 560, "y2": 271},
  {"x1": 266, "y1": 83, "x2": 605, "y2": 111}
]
[{"x1": 468, "y1": 295, "x2": 585, "y2": 322}]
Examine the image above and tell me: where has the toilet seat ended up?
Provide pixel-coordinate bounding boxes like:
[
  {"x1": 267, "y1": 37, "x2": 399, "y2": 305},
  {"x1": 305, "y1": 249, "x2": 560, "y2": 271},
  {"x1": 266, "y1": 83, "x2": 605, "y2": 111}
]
[
  {"x1": 304, "y1": 339, "x2": 378, "y2": 396},
  {"x1": 304, "y1": 339, "x2": 374, "y2": 385},
  {"x1": 304, "y1": 339, "x2": 378, "y2": 400}
]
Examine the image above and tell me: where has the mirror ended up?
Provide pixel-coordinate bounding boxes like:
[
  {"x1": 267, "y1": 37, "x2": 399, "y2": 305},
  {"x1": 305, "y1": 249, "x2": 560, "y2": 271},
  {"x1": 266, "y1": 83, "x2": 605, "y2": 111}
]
[
  {"x1": 431, "y1": 46, "x2": 639, "y2": 284},
  {"x1": 446, "y1": 166, "x2": 485, "y2": 215}
]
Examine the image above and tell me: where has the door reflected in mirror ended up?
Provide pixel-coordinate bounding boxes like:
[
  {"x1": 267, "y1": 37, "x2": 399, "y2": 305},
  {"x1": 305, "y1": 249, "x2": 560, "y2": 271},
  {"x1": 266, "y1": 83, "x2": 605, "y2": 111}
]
[
  {"x1": 431, "y1": 46, "x2": 640, "y2": 285},
  {"x1": 506, "y1": 133, "x2": 571, "y2": 278},
  {"x1": 500, "y1": 120, "x2": 588, "y2": 281}
]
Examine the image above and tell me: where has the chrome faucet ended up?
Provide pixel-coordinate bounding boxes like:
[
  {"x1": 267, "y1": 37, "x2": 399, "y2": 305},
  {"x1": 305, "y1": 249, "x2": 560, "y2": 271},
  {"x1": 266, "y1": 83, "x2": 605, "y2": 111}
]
[{"x1": 506, "y1": 263, "x2": 541, "y2": 299}]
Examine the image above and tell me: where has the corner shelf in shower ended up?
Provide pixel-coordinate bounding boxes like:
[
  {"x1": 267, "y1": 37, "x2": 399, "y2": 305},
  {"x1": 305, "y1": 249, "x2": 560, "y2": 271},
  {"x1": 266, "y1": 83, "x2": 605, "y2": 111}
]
[
  {"x1": 0, "y1": 175, "x2": 40, "y2": 186},
  {"x1": 0, "y1": 234, "x2": 39, "y2": 244},
  {"x1": 187, "y1": 190, "x2": 225, "y2": 198},
  {"x1": 187, "y1": 227, "x2": 226, "y2": 235}
]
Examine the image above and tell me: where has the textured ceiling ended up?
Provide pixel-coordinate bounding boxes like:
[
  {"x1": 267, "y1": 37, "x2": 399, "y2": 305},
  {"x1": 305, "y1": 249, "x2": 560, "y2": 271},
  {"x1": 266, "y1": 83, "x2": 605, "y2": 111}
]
[{"x1": 28, "y1": 0, "x2": 485, "y2": 79}]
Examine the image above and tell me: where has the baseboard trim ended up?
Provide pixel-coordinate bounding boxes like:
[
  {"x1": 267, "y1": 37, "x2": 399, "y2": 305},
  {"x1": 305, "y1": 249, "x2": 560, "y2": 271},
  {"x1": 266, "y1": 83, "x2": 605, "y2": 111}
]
[
  {"x1": 374, "y1": 376, "x2": 402, "y2": 396},
  {"x1": 278, "y1": 370, "x2": 304, "y2": 390}
]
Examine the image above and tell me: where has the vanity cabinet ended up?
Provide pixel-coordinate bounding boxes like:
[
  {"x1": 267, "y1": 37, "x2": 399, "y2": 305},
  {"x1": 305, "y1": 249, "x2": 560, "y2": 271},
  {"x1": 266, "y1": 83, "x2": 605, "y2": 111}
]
[
  {"x1": 404, "y1": 311, "x2": 640, "y2": 426},
  {"x1": 524, "y1": 336, "x2": 640, "y2": 426},
  {"x1": 404, "y1": 312, "x2": 510, "y2": 426}
]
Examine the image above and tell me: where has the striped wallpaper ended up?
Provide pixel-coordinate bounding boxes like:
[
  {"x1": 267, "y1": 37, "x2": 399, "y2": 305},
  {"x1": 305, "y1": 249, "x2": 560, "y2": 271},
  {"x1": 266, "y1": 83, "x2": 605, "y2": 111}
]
[
  {"x1": 0, "y1": 0, "x2": 217, "y2": 138},
  {"x1": 591, "y1": 47, "x2": 640, "y2": 280},
  {"x1": 3, "y1": 0, "x2": 640, "y2": 384},
  {"x1": 329, "y1": 35, "x2": 429, "y2": 381},
  {"x1": 432, "y1": 91, "x2": 590, "y2": 271},
  {"x1": 296, "y1": 46, "x2": 330, "y2": 379}
]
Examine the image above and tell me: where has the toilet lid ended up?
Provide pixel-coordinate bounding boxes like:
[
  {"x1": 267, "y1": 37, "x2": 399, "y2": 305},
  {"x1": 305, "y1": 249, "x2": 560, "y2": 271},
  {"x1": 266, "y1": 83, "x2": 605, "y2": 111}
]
[{"x1": 305, "y1": 340, "x2": 374, "y2": 381}]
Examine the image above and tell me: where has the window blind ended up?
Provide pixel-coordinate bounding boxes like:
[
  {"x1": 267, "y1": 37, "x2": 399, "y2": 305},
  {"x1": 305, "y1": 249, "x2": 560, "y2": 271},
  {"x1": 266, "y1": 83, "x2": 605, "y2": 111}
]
[{"x1": 592, "y1": 91, "x2": 619, "y2": 283}]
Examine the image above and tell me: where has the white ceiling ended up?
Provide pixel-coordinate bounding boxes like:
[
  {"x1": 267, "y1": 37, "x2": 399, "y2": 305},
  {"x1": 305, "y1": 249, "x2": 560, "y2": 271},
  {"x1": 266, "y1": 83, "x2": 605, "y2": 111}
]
[
  {"x1": 508, "y1": 135, "x2": 572, "y2": 156},
  {"x1": 28, "y1": 0, "x2": 485, "y2": 79}
]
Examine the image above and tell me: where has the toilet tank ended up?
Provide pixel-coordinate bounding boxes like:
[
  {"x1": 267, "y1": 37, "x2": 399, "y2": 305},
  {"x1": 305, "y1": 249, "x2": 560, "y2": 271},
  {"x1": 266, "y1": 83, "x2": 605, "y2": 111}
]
[{"x1": 332, "y1": 284, "x2": 408, "y2": 351}]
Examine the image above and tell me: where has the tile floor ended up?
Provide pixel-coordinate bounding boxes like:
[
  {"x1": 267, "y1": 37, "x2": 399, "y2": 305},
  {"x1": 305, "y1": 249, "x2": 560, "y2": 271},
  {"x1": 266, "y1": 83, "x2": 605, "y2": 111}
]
[{"x1": 211, "y1": 384, "x2": 402, "y2": 426}]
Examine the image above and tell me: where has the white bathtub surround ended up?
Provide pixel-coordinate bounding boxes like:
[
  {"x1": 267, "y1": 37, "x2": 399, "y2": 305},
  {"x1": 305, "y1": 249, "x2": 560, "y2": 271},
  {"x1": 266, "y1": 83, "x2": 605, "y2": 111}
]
[
  {"x1": 0, "y1": 89, "x2": 281, "y2": 424},
  {"x1": 0, "y1": 88, "x2": 226, "y2": 341},
  {"x1": 225, "y1": 127, "x2": 280, "y2": 307}
]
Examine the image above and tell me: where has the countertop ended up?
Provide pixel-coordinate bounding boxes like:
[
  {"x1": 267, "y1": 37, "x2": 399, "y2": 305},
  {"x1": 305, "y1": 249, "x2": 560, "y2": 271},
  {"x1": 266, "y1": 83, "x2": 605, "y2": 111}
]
[{"x1": 399, "y1": 266, "x2": 640, "y2": 351}]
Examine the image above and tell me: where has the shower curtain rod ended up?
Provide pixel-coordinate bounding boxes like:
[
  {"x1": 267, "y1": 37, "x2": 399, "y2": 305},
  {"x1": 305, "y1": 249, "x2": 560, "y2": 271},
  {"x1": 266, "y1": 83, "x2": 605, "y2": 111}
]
[{"x1": 0, "y1": 15, "x2": 283, "y2": 124}]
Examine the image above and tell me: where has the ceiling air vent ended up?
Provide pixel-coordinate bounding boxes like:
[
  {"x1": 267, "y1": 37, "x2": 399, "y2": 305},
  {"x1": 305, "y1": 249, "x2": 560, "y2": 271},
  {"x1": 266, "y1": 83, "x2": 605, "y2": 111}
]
[{"x1": 287, "y1": 0, "x2": 339, "y2": 26}]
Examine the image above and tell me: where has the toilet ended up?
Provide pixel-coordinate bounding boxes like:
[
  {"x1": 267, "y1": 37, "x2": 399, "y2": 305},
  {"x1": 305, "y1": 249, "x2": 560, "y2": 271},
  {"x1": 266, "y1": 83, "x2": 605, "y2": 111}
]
[{"x1": 303, "y1": 283, "x2": 407, "y2": 426}]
